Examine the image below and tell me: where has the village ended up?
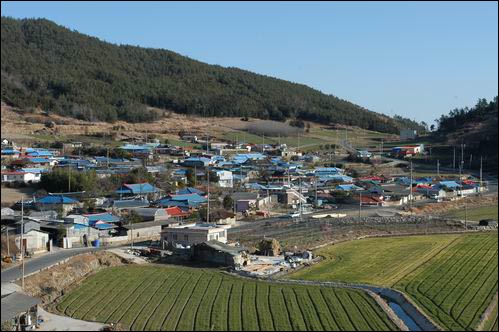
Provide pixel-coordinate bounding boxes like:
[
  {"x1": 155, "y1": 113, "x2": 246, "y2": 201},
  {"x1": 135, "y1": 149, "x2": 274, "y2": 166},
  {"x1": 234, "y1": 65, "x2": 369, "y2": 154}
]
[{"x1": 1, "y1": 126, "x2": 494, "y2": 277}]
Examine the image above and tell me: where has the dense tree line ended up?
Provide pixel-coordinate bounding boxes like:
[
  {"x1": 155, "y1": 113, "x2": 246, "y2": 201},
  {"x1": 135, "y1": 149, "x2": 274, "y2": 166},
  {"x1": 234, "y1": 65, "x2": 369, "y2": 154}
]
[
  {"x1": 2, "y1": 17, "x2": 423, "y2": 133},
  {"x1": 435, "y1": 97, "x2": 498, "y2": 170},
  {"x1": 436, "y1": 97, "x2": 497, "y2": 135}
]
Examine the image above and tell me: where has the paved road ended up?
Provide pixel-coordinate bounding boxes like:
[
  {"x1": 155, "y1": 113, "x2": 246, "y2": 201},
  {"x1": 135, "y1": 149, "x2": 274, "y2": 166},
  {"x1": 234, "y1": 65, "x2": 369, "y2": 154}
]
[{"x1": 1, "y1": 247, "x2": 98, "y2": 283}]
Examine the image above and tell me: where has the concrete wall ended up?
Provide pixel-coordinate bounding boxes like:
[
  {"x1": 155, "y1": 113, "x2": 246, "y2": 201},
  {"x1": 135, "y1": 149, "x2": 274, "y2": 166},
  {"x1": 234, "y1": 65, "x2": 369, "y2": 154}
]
[{"x1": 127, "y1": 226, "x2": 161, "y2": 239}]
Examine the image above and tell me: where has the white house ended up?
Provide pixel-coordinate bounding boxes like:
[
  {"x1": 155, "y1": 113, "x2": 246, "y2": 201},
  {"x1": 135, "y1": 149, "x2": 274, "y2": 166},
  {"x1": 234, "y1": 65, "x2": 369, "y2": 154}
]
[
  {"x1": 216, "y1": 170, "x2": 233, "y2": 188},
  {"x1": 15, "y1": 229, "x2": 49, "y2": 254},
  {"x1": 1, "y1": 171, "x2": 41, "y2": 183},
  {"x1": 161, "y1": 224, "x2": 229, "y2": 247}
]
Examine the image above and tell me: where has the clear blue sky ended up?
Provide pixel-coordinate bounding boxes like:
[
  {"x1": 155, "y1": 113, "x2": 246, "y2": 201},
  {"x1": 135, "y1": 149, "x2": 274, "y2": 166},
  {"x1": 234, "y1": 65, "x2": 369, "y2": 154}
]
[{"x1": 2, "y1": 1, "x2": 498, "y2": 124}]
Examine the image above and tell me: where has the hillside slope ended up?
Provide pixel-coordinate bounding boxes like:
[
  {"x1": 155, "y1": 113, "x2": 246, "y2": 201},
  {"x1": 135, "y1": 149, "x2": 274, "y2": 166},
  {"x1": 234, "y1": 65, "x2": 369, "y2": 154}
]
[
  {"x1": 1, "y1": 17, "x2": 422, "y2": 133},
  {"x1": 435, "y1": 97, "x2": 498, "y2": 170}
]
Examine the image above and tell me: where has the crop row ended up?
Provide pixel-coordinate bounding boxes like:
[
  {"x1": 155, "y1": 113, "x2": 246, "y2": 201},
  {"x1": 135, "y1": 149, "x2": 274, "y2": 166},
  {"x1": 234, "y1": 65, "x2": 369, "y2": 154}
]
[
  {"x1": 395, "y1": 234, "x2": 498, "y2": 331},
  {"x1": 59, "y1": 265, "x2": 397, "y2": 331}
]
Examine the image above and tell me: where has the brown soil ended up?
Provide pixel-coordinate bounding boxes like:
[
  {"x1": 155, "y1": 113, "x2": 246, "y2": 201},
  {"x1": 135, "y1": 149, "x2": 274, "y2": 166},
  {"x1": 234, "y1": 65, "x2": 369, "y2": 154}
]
[
  {"x1": 1, "y1": 104, "x2": 254, "y2": 142},
  {"x1": 19, "y1": 251, "x2": 125, "y2": 304},
  {"x1": 1, "y1": 235, "x2": 19, "y2": 256},
  {"x1": 410, "y1": 195, "x2": 498, "y2": 216},
  {"x1": 1, "y1": 186, "x2": 35, "y2": 207}
]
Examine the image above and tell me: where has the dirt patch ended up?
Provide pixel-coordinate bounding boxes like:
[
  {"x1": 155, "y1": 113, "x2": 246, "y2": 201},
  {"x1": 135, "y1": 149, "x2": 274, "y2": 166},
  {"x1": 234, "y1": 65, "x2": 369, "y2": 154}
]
[
  {"x1": 1, "y1": 186, "x2": 35, "y2": 207},
  {"x1": 410, "y1": 195, "x2": 498, "y2": 216},
  {"x1": 19, "y1": 251, "x2": 125, "y2": 304},
  {"x1": 1, "y1": 105, "x2": 250, "y2": 142}
]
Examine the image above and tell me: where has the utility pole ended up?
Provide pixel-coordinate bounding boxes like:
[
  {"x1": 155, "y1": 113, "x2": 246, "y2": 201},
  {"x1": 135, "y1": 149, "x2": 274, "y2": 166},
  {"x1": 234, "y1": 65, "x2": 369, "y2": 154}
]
[
  {"x1": 315, "y1": 175, "x2": 318, "y2": 207},
  {"x1": 409, "y1": 160, "x2": 413, "y2": 211},
  {"x1": 206, "y1": 133, "x2": 209, "y2": 154},
  {"x1": 207, "y1": 167, "x2": 210, "y2": 224},
  {"x1": 21, "y1": 198, "x2": 25, "y2": 290},
  {"x1": 437, "y1": 159, "x2": 440, "y2": 178},
  {"x1": 262, "y1": 134, "x2": 265, "y2": 153},
  {"x1": 297, "y1": 132, "x2": 301, "y2": 152},
  {"x1": 195, "y1": 164, "x2": 198, "y2": 187},
  {"x1": 68, "y1": 166, "x2": 71, "y2": 192},
  {"x1": 380, "y1": 139, "x2": 384, "y2": 157},
  {"x1": 299, "y1": 176, "x2": 303, "y2": 221},
  {"x1": 453, "y1": 147, "x2": 456, "y2": 171},
  {"x1": 480, "y1": 156, "x2": 483, "y2": 193},
  {"x1": 106, "y1": 147, "x2": 110, "y2": 169},
  {"x1": 461, "y1": 143, "x2": 465, "y2": 172},
  {"x1": 464, "y1": 196, "x2": 468, "y2": 229},
  {"x1": 130, "y1": 216, "x2": 134, "y2": 251},
  {"x1": 359, "y1": 191, "x2": 362, "y2": 222},
  {"x1": 5, "y1": 226, "x2": 9, "y2": 258}
]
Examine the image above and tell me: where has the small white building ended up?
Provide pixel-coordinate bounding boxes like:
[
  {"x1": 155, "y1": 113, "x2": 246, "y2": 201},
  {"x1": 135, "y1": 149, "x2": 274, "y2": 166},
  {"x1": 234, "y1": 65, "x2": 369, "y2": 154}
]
[
  {"x1": 1, "y1": 171, "x2": 41, "y2": 183},
  {"x1": 161, "y1": 224, "x2": 228, "y2": 247},
  {"x1": 400, "y1": 129, "x2": 417, "y2": 140},
  {"x1": 131, "y1": 208, "x2": 170, "y2": 221},
  {"x1": 216, "y1": 170, "x2": 233, "y2": 188},
  {"x1": 15, "y1": 229, "x2": 49, "y2": 254}
]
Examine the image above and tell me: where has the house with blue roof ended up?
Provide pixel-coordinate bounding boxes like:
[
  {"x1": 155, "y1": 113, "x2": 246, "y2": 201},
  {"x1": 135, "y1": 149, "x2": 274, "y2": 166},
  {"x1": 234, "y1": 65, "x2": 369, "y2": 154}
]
[
  {"x1": 37, "y1": 195, "x2": 79, "y2": 204},
  {"x1": 414, "y1": 177, "x2": 434, "y2": 185},
  {"x1": 1, "y1": 148, "x2": 20, "y2": 156},
  {"x1": 115, "y1": 183, "x2": 161, "y2": 198},
  {"x1": 176, "y1": 187, "x2": 204, "y2": 195},
  {"x1": 439, "y1": 181, "x2": 461, "y2": 189},
  {"x1": 182, "y1": 157, "x2": 210, "y2": 168},
  {"x1": 232, "y1": 153, "x2": 266, "y2": 164},
  {"x1": 27, "y1": 149, "x2": 53, "y2": 157},
  {"x1": 119, "y1": 143, "x2": 153, "y2": 152},
  {"x1": 336, "y1": 184, "x2": 363, "y2": 191},
  {"x1": 24, "y1": 157, "x2": 54, "y2": 166},
  {"x1": 319, "y1": 175, "x2": 353, "y2": 184},
  {"x1": 396, "y1": 177, "x2": 412, "y2": 186},
  {"x1": 157, "y1": 193, "x2": 207, "y2": 209},
  {"x1": 36, "y1": 195, "x2": 80, "y2": 216},
  {"x1": 416, "y1": 185, "x2": 448, "y2": 201},
  {"x1": 20, "y1": 167, "x2": 48, "y2": 174},
  {"x1": 112, "y1": 199, "x2": 150, "y2": 210},
  {"x1": 84, "y1": 212, "x2": 121, "y2": 225}
]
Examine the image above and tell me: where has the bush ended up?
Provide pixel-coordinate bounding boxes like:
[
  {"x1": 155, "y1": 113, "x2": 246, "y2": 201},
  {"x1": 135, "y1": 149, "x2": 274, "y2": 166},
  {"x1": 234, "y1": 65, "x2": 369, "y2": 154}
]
[{"x1": 223, "y1": 195, "x2": 234, "y2": 210}]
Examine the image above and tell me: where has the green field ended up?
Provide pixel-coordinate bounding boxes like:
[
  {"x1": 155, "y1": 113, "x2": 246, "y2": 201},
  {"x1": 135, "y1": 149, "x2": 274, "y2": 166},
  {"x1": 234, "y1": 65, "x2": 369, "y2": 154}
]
[
  {"x1": 445, "y1": 204, "x2": 498, "y2": 222},
  {"x1": 290, "y1": 233, "x2": 498, "y2": 331},
  {"x1": 56, "y1": 265, "x2": 397, "y2": 331},
  {"x1": 289, "y1": 234, "x2": 460, "y2": 286}
]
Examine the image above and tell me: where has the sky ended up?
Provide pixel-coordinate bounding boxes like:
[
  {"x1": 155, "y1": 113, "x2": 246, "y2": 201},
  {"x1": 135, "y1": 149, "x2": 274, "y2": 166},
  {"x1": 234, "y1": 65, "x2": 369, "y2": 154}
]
[{"x1": 2, "y1": 1, "x2": 498, "y2": 124}]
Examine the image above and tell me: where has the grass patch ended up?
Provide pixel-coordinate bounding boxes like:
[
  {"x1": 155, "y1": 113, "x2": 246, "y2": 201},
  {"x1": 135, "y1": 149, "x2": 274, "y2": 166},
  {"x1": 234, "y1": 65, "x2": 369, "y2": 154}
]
[
  {"x1": 289, "y1": 233, "x2": 498, "y2": 331},
  {"x1": 445, "y1": 204, "x2": 498, "y2": 221}
]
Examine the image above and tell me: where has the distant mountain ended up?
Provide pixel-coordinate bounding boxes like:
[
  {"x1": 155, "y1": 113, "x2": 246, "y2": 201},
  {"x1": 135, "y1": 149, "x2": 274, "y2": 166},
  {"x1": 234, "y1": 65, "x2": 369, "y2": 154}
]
[{"x1": 1, "y1": 17, "x2": 423, "y2": 133}]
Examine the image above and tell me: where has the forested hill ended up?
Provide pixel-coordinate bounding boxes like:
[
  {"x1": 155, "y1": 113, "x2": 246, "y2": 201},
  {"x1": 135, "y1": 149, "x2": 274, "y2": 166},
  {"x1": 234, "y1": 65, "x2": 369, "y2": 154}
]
[
  {"x1": 1, "y1": 17, "x2": 423, "y2": 133},
  {"x1": 435, "y1": 97, "x2": 498, "y2": 170}
]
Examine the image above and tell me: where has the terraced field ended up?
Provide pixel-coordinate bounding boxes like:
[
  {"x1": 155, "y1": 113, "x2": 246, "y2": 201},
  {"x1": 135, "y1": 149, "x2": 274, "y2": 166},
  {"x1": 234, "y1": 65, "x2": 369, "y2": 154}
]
[
  {"x1": 396, "y1": 233, "x2": 498, "y2": 331},
  {"x1": 290, "y1": 233, "x2": 498, "y2": 331},
  {"x1": 56, "y1": 265, "x2": 397, "y2": 331}
]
